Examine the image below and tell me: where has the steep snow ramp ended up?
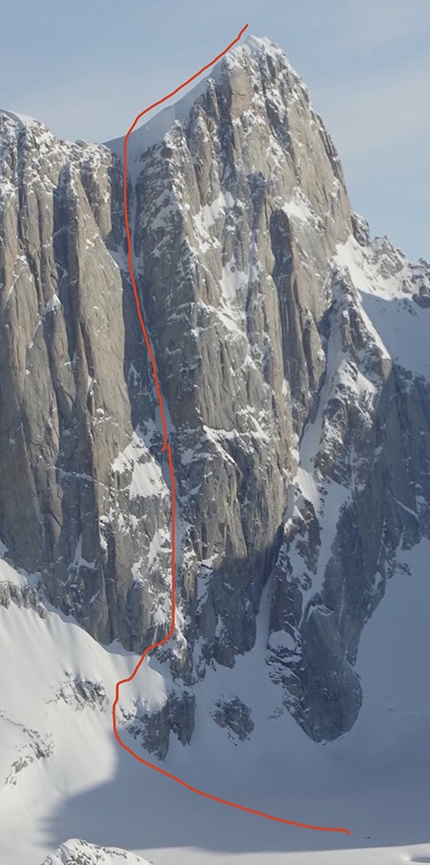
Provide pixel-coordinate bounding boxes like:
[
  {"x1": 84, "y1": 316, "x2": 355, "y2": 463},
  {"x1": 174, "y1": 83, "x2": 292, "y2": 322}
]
[{"x1": 104, "y1": 34, "x2": 302, "y2": 161}]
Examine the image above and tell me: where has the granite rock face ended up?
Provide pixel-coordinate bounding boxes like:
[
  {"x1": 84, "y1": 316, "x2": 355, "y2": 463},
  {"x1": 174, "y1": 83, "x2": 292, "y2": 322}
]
[
  {"x1": 0, "y1": 113, "x2": 171, "y2": 653},
  {"x1": 1, "y1": 35, "x2": 430, "y2": 749}
]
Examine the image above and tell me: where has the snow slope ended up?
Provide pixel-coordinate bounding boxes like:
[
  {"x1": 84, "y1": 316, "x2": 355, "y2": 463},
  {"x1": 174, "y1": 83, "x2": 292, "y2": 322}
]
[
  {"x1": 104, "y1": 36, "x2": 294, "y2": 163},
  {"x1": 1, "y1": 538, "x2": 429, "y2": 865},
  {"x1": 0, "y1": 108, "x2": 38, "y2": 127},
  {"x1": 335, "y1": 235, "x2": 430, "y2": 381}
]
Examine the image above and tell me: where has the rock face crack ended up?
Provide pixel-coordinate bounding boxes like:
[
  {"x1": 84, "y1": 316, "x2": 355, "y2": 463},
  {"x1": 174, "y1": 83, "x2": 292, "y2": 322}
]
[{"x1": 1, "y1": 35, "x2": 430, "y2": 750}]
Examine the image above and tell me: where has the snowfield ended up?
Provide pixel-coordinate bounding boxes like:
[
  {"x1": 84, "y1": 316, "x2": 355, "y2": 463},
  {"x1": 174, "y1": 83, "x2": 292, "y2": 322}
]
[
  {"x1": 335, "y1": 235, "x2": 430, "y2": 382},
  {"x1": 1, "y1": 537, "x2": 429, "y2": 865}
]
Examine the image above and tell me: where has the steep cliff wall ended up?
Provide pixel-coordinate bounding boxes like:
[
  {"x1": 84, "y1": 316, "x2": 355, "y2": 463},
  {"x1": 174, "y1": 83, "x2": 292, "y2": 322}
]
[{"x1": 1, "y1": 36, "x2": 429, "y2": 749}]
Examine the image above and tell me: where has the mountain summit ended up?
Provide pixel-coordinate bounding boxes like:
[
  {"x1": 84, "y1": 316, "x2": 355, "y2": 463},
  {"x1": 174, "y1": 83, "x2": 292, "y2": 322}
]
[{"x1": 1, "y1": 33, "x2": 430, "y2": 771}]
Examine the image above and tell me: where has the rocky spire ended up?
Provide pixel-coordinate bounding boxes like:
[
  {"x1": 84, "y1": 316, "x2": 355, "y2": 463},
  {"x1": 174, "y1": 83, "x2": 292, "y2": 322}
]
[{"x1": 1, "y1": 36, "x2": 430, "y2": 749}]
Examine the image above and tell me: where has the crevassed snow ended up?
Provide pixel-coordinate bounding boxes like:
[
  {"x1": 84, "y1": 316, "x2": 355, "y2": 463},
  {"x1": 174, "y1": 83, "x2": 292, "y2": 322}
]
[
  {"x1": 45, "y1": 841, "x2": 430, "y2": 865},
  {"x1": 0, "y1": 555, "x2": 29, "y2": 587}
]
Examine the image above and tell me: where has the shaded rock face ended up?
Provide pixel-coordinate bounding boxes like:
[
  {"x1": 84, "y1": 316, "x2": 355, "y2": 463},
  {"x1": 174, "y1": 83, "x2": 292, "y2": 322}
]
[
  {"x1": 0, "y1": 116, "x2": 171, "y2": 652},
  {"x1": 126, "y1": 690, "x2": 196, "y2": 760},
  {"x1": 266, "y1": 261, "x2": 430, "y2": 742},
  {"x1": 1, "y1": 36, "x2": 430, "y2": 749},
  {"x1": 212, "y1": 696, "x2": 254, "y2": 740}
]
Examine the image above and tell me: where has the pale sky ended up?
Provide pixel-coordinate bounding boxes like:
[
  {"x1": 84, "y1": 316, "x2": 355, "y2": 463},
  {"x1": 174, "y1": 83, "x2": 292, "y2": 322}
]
[{"x1": 1, "y1": 0, "x2": 429, "y2": 262}]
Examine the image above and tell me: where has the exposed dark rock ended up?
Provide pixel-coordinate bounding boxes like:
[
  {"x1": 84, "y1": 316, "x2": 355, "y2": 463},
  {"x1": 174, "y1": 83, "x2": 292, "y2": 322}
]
[{"x1": 212, "y1": 696, "x2": 254, "y2": 740}]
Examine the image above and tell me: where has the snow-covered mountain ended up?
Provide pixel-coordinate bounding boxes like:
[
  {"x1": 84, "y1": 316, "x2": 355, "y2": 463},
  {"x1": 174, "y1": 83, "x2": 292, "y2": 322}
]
[
  {"x1": 41, "y1": 840, "x2": 151, "y2": 865},
  {"x1": 0, "y1": 33, "x2": 430, "y2": 865}
]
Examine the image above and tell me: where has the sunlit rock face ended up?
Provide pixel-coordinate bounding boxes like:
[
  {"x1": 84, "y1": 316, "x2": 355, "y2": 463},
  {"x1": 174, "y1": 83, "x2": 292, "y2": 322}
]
[{"x1": 1, "y1": 35, "x2": 429, "y2": 748}]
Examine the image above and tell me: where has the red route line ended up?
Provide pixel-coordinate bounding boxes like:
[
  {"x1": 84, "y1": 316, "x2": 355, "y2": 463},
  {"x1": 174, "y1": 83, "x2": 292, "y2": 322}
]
[{"x1": 112, "y1": 23, "x2": 351, "y2": 837}]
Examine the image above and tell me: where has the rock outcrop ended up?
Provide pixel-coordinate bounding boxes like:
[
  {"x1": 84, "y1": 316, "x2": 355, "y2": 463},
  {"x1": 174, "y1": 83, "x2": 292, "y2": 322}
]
[{"x1": 1, "y1": 35, "x2": 430, "y2": 748}]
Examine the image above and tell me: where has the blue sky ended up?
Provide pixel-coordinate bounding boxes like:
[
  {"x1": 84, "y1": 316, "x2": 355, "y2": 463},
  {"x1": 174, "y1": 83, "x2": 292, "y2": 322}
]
[{"x1": 1, "y1": 0, "x2": 429, "y2": 262}]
